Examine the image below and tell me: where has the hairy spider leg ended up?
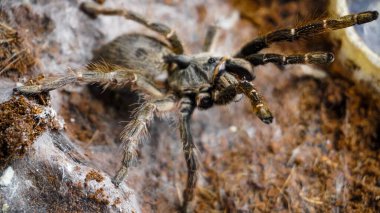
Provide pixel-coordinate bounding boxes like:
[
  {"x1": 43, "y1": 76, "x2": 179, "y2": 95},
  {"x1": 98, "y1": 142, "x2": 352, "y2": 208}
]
[
  {"x1": 80, "y1": 2, "x2": 184, "y2": 54},
  {"x1": 235, "y1": 11, "x2": 379, "y2": 57},
  {"x1": 238, "y1": 81, "x2": 273, "y2": 124},
  {"x1": 15, "y1": 66, "x2": 163, "y2": 97},
  {"x1": 178, "y1": 97, "x2": 197, "y2": 212},
  {"x1": 202, "y1": 25, "x2": 219, "y2": 52},
  {"x1": 113, "y1": 96, "x2": 176, "y2": 186},
  {"x1": 214, "y1": 73, "x2": 273, "y2": 124},
  {"x1": 246, "y1": 51, "x2": 335, "y2": 66},
  {"x1": 163, "y1": 54, "x2": 191, "y2": 69}
]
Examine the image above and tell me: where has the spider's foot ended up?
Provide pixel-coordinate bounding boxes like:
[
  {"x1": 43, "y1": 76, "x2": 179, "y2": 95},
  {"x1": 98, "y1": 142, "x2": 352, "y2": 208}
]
[
  {"x1": 179, "y1": 188, "x2": 196, "y2": 213},
  {"x1": 13, "y1": 87, "x2": 20, "y2": 93},
  {"x1": 357, "y1": 11, "x2": 379, "y2": 24},
  {"x1": 256, "y1": 105, "x2": 273, "y2": 124},
  {"x1": 259, "y1": 114, "x2": 273, "y2": 124},
  {"x1": 111, "y1": 178, "x2": 121, "y2": 188},
  {"x1": 112, "y1": 166, "x2": 129, "y2": 187},
  {"x1": 180, "y1": 200, "x2": 195, "y2": 213}
]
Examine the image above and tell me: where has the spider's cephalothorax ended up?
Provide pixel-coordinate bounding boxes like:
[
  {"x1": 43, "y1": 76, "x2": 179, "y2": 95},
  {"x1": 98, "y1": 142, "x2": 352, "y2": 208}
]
[
  {"x1": 166, "y1": 54, "x2": 254, "y2": 109},
  {"x1": 15, "y1": 2, "x2": 378, "y2": 211}
]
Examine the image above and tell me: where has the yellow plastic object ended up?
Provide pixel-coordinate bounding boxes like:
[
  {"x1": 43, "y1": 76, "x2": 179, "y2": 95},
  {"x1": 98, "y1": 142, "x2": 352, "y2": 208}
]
[{"x1": 330, "y1": 0, "x2": 380, "y2": 91}]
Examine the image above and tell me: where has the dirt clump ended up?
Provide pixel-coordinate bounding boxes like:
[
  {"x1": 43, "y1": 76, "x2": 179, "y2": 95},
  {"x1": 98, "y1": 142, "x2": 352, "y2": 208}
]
[
  {"x1": 85, "y1": 170, "x2": 105, "y2": 184},
  {"x1": 0, "y1": 4, "x2": 55, "y2": 77},
  {"x1": 0, "y1": 96, "x2": 48, "y2": 170},
  {"x1": 0, "y1": 22, "x2": 35, "y2": 75}
]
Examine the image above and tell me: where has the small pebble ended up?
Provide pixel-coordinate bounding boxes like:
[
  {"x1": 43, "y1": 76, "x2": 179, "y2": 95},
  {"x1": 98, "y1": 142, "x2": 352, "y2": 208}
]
[
  {"x1": 229, "y1": 125, "x2": 237, "y2": 133},
  {"x1": 0, "y1": 167, "x2": 14, "y2": 186}
]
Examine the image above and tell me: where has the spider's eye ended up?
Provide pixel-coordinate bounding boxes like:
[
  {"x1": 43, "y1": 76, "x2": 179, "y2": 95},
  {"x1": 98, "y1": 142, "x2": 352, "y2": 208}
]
[{"x1": 208, "y1": 57, "x2": 216, "y2": 64}]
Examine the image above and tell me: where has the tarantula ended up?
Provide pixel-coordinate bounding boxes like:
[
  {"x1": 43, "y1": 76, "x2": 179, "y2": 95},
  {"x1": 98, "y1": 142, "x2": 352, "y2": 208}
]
[{"x1": 15, "y1": 1, "x2": 378, "y2": 211}]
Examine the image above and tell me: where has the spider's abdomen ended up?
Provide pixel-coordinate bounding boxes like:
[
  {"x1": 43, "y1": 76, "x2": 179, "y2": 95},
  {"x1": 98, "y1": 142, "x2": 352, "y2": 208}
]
[{"x1": 92, "y1": 34, "x2": 173, "y2": 78}]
